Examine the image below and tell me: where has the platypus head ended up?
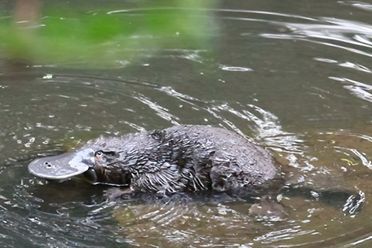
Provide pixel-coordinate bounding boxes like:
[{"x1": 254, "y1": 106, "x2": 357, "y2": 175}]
[{"x1": 28, "y1": 145, "x2": 131, "y2": 186}]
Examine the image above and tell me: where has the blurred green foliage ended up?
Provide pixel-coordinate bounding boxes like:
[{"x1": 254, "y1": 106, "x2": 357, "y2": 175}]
[{"x1": 0, "y1": 0, "x2": 215, "y2": 67}]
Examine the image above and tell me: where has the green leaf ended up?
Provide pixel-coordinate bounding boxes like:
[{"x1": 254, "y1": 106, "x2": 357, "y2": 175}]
[{"x1": 0, "y1": 0, "x2": 216, "y2": 68}]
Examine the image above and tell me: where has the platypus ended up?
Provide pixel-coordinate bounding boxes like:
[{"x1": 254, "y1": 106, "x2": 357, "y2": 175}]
[
  {"x1": 28, "y1": 125, "x2": 363, "y2": 213},
  {"x1": 28, "y1": 125, "x2": 280, "y2": 197}
]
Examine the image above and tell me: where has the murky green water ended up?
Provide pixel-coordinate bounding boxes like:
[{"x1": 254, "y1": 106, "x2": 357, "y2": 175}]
[{"x1": 1, "y1": 0, "x2": 372, "y2": 247}]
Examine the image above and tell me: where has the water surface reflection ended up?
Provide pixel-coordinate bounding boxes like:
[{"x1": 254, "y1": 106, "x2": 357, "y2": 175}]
[{"x1": 1, "y1": 0, "x2": 372, "y2": 247}]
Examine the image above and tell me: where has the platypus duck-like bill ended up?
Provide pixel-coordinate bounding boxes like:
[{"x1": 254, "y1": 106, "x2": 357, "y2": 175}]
[{"x1": 28, "y1": 148, "x2": 95, "y2": 180}]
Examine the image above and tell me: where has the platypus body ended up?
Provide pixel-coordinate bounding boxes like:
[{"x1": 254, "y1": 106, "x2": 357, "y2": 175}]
[{"x1": 28, "y1": 125, "x2": 279, "y2": 197}]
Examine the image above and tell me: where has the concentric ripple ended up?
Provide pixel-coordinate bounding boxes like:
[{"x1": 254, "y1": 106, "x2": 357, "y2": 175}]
[{"x1": 1, "y1": 1, "x2": 372, "y2": 247}]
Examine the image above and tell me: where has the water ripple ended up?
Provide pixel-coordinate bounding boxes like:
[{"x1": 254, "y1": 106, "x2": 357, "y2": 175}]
[
  {"x1": 219, "y1": 64, "x2": 253, "y2": 72},
  {"x1": 258, "y1": 15, "x2": 372, "y2": 58},
  {"x1": 329, "y1": 76, "x2": 372, "y2": 102},
  {"x1": 339, "y1": 1, "x2": 372, "y2": 12},
  {"x1": 133, "y1": 93, "x2": 180, "y2": 125},
  {"x1": 1, "y1": 2, "x2": 372, "y2": 247},
  {"x1": 207, "y1": 102, "x2": 303, "y2": 153}
]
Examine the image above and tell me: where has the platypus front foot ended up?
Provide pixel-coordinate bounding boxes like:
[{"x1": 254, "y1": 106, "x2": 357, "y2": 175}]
[
  {"x1": 248, "y1": 196, "x2": 288, "y2": 221},
  {"x1": 104, "y1": 187, "x2": 133, "y2": 201}
]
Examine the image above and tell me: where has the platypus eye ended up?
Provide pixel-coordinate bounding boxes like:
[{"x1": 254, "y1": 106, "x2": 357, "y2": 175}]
[
  {"x1": 95, "y1": 151, "x2": 103, "y2": 157},
  {"x1": 94, "y1": 150, "x2": 118, "y2": 161}
]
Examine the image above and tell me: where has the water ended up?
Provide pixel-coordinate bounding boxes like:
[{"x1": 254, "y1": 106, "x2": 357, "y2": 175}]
[{"x1": 1, "y1": 0, "x2": 372, "y2": 247}]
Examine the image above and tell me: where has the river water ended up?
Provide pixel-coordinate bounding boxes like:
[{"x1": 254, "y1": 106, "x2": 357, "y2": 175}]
[{"x1": 1, "y1": 0, "x2": 372, "y2": 247}]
